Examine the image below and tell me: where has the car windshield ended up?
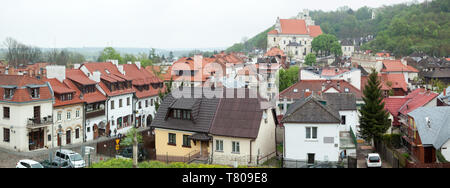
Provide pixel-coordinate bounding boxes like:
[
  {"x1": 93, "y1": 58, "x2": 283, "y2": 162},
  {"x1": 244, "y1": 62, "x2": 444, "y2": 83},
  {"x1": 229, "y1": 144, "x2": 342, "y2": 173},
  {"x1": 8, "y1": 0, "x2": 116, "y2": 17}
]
[
  {"x1": 369, "y1": 156, "x2": 380, "y2": 162},
  {"x1": 31, "y1": 163, "x2": 44, "y2": 168},
  {"x1": 69, "y1": 154, "x2": 83, "y2": 161}
]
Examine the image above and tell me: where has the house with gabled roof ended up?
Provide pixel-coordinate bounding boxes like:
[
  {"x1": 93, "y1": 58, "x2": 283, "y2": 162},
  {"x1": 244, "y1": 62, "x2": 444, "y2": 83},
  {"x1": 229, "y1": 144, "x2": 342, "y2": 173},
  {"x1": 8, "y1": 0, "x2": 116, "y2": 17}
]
[
  {"x1": 281, "y1": 95, "x2": 342, "y2": 167},
  {"x1": 0, "y1": 75, "x2": 54, "y2": 152},
  {"x1": 407, "y1": 106, "x2": 450, "y2": 163},
  {"x1": 79, "y1": 60, "x2": 135, "y2": 136},
  {"x1": 151, "y1": 88, "x2": 277, "y2": 166},
  {"x1": 44, "y1": 65, "x2": 85, "y2": 147},
  {"x1": 123, "y1": 62, "x2": 165, "y2": 128}
]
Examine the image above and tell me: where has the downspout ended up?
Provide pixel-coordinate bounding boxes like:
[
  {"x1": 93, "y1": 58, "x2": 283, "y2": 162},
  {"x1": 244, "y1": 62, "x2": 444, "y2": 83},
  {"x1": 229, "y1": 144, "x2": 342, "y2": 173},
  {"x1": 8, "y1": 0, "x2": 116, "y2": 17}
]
[{"x1": 249, "y1": 139, "x2": 253, "y2": 164}]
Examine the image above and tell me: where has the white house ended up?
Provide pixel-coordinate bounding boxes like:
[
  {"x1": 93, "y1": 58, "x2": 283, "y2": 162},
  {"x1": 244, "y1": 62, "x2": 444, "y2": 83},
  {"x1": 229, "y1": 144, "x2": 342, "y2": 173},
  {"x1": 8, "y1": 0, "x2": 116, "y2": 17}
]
[
  {"x1": 80, "y1": 61, "x2": 135, "y2": 136},
  {"x1": 0, "y1": 75, "x2": 54, "y2": 152},
  {"x1": 281, "y1": 95, "x2": 342, "y2": 167}
]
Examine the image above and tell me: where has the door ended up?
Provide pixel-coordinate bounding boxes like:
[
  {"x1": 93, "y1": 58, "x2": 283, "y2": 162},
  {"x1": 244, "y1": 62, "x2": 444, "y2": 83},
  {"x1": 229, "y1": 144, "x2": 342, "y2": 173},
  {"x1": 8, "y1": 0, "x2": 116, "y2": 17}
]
[
  {"x1": 424, "y1": 147, "x2": 433, "y2": 163},
  {"x1": 33, "y1": 106, "x2": 41, "y2": 124},
  {"x1": 201, "y1": 141, "x2": 209, "y2": 158},
  {"x1": 307, "y1": 153, "x2": 315, "y2": 164},
  {"x1": 66, "y1": 130, "x2": 71, "y2": 145}
]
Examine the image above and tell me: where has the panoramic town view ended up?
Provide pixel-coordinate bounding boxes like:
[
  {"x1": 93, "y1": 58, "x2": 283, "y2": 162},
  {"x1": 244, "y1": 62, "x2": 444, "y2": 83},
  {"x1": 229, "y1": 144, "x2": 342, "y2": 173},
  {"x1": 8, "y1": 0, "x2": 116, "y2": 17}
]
[{"x1": 0, "y1": 0, "x2": 449, "y2": 173}]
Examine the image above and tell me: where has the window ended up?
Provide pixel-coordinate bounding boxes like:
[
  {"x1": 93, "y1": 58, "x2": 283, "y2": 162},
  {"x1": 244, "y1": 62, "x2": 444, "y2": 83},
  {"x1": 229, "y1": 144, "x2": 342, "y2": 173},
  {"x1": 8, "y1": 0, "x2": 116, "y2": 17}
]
[
  {"x1": 3, "y1": 128, "x2": 10, "y2": 142},
  {"x1": 119, "y1": 99, "x2": 123, "y2": 108},
  {"x1": 75, "y1": 128, "x2": 79, "y2": 139},
  {"x1": 30, "y1": 88, "x2": 39, "y2": 98},
  {"x1": 168, "y1": 133, "x2": 176, "y2": 145},
  {"x1": 216, "y1": 140, "x2": 223, "y2": 152},
  {"x1": 145, "y1": 100, "x2": 148, "y2": 108},
  {"x1": 76, "y1": 110, "x2": 80, "y2": 118},
  {"x1": 4, "y1": 88, "x2": 14, "y2": 99},
  {"x1": 3, "y1": 107, "x2": 10, "y2": 119},
  {"x1": 182, "y1": 135, "x2": 191, "y2": 147},
  {"x1": 111, "y1": 100, "x2": 115, "y2": 110},
  {"x1": 67, "y1": 111, "x2": 71, "y2": 120},
  {"x1": 87, "y1": 127, "x2": 90, "y2": 133},
  {"x1": 48, "y1": 134, "x2": 51, "y2": 142},
  {"x1": 151, "y1": 99, "x2": 154, "y2": 106},
  {"x1": 57, "y1": 112, "x2": 62, "y2": 121},
  {"x1": 139, "y1": 101, "x2": 142, "y2": 109},
  {"x1": 127, "y1": 97, "x2": 130, "y2": 106},
  {"x1": 306, "y1": 127, "x2": 317, "y2": 139},
  {"x1": 341, "y1": 116, "x2": 346, "y2": 125},
  {"x1": 232, "y1": 141, "x2": 240, "y2": 153}
]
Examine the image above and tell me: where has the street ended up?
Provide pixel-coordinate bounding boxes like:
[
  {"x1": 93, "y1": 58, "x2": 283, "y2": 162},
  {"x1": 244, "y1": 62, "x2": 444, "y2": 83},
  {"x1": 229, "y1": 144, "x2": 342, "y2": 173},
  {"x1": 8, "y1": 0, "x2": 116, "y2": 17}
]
[{"x1": 356, "y1": 141, "x2": 392, "y2": 168}]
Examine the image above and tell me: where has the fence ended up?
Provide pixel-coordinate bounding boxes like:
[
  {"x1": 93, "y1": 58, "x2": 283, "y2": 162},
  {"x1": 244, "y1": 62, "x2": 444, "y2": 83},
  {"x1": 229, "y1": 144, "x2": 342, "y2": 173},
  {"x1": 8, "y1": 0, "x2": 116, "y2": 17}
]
[
  {"x1": 374, "y1": 140, "x2": 402, "y2": 168},
  {"x1": 283, "y1": 158, "x2": 344, "y2": 168},
  {"x1": 405, "y1": 162, "x2": 450, "y2": 168}
]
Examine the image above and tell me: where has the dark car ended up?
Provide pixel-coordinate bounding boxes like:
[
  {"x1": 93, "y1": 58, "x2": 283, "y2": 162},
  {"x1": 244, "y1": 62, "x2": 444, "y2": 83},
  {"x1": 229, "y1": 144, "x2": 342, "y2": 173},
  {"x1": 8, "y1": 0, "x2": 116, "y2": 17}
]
[
  {"x1": 117, "y1": 144, "x2": 148, "y2": 162},
  {"x1": 41, "y1": 159, "x2": 73, "y2": 168}
]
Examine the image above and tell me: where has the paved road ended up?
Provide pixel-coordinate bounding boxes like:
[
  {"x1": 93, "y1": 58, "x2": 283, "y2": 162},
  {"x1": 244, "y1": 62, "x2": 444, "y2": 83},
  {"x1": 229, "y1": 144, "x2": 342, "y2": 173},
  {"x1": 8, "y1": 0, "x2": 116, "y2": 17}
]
[
  {"x1": 0, "y1": 136, "x2": 115, "y2": 168},
  {"x1": 357, "y1": 141, "x2": 392, "y2": 168}
]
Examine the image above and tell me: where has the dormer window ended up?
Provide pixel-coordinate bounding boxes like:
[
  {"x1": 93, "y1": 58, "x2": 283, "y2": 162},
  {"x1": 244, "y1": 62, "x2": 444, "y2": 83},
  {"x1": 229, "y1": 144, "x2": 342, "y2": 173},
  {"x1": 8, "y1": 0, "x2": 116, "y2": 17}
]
[
  {"x1": 30, "y1": 88, "x2": 40, "y2": 99},
  {"x1": 4, "y1": 88, "x2": 14, "y2": 99},
  {"x1": 172, "y1": 109, "x2": 191, "y2": 120}
]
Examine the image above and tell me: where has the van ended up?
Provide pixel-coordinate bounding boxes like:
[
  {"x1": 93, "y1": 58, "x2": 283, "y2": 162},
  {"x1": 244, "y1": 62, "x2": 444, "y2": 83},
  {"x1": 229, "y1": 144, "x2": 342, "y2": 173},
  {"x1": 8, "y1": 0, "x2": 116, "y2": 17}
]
[{"x1": 55, "y1": 149, "x2": 86, "y2": 168}]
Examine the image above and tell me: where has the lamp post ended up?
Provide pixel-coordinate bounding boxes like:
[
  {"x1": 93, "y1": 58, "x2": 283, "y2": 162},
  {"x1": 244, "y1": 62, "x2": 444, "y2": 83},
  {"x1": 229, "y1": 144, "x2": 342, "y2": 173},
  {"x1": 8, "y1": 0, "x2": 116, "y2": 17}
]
[{"x1": 58, "y1": 125, "x2": 63, "y2": 164}]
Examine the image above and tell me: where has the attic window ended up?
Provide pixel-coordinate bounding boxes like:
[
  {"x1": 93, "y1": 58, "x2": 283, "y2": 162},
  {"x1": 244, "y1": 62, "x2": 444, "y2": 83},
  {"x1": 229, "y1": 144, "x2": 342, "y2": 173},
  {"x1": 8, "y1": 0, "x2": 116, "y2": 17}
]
[
  {"x1": 344, "y1": 88, "x2": 349, "y2": 93},
  {"x1": 305, "y1": 89, "x2": 310, "y2": 92},
  {"x1": 105, "y1": 69, "x2": 110, "y2": 74},
  {"x1": 293, "y1": 89, "x2": 298, "y2": 93},
  {"x1": 30, "y1": 88, "x2": 40, "y2": 99},
  {"x1": 4, "y1": 88, "x2": 14, "y2": 99},
  {"x1": 426, "y1": 117, "x2": 431, "y2": 128}
]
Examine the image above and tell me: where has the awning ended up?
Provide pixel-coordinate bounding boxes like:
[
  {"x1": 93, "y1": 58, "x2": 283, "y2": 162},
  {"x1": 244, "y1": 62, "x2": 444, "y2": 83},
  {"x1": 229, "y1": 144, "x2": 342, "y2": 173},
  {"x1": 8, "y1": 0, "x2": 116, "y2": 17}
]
[{"x1": 188, "y1": 133, "x2": 211, "y2": 141}]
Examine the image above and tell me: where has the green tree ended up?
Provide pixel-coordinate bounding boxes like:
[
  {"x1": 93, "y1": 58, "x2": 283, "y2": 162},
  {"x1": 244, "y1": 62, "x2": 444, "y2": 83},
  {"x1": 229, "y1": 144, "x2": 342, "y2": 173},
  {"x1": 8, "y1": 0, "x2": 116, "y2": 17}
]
[
  {"x1": 359, "y1": 70, "x2": 391, "y2": 145},
  {"x1": 120, "y1": 128, "x2": 143, "y2": 168},
  {"x1": 278, "y1": 66, "x2": 300, "y2": 92},
  {"x1": 98, "y1": 47, "x2": 123, "y2": 63},
  {"x1": 304, "y1": 53, "x2": 316, "y2": 66},
  {"x1": 311, "y1": 34, "x2": 341, "y2": 57}
]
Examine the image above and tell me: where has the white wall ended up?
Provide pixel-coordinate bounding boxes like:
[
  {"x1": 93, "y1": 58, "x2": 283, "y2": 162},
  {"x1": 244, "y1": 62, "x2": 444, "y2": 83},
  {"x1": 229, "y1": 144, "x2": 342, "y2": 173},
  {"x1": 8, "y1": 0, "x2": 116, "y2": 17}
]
[
  {"x1": 52, "y1": 104, "x2": 84, "y2": 147},
  {"x1": 284, "y1": 122, "x2": 340, "y2": 162},
  {"x1": 339, "y1": 110, "x2": 359, "y2": 133},
  {"x1": 0, "y1": 101, "x2": 53, "y2": 152},
  {"x1": 107, "y1": 94, "x2": 134, "y2": 135},
  {"x1": 441, "y1": 139, "x2": 450, "y2": 162}
]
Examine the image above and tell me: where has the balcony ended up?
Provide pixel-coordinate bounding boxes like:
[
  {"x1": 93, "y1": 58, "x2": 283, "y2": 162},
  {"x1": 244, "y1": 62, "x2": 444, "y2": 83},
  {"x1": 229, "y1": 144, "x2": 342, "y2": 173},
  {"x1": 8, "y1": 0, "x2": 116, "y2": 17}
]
[
  {"x1": 27, "y1": 116, "x2": 53, "y2": 128},
  {"x1": 86, "y1": 109, "x2": 105, "y2": 119}
]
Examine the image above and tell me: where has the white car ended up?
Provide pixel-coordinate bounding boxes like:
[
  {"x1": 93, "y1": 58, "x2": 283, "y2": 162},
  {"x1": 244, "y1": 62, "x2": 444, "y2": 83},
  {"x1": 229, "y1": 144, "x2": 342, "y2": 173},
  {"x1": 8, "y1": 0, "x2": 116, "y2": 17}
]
[
  {"x1": 16, "y1": 160, "x2": 44, "y2": 168},
  {"x1": 366, "y1": 153, "x2": 382, "y2": 168},
  {"x1": 55, "y1": 149, "x2": 86, "y2": 168}
]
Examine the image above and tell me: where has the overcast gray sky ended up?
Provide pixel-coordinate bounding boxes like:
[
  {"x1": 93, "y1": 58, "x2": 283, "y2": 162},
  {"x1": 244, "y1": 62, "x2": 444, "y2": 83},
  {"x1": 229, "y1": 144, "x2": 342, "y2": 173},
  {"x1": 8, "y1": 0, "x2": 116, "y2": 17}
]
[{"x1": 0, "y1": 0, "x2": 422, "y2": 49}]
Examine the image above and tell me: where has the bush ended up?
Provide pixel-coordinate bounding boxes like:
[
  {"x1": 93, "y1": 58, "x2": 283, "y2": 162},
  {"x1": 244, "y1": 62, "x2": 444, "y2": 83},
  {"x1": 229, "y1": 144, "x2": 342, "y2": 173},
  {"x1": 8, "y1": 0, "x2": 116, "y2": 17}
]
[
  {"x1": 91, "y1": 159, "x2": 232, "y2": 168},
  {"x1": 402, "y1": 153, "x2": 410, "y2": 159}
]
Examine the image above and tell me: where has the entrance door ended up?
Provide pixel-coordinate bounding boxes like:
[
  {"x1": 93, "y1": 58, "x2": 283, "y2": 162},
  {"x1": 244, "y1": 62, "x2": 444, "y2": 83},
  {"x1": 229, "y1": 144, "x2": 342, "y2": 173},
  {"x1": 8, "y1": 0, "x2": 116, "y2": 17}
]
[
  {"x1": 424, "y1": 147, "x2": 433, "y2": 163},
  {"x1": 307, "y1": 153, "x2": 315, "y2": 164},
  {"x1": 146, "y1": 115, "x2": 153, "y2": 127},
  {"x1": 201, "y1": 141, "x2": 209, "y2": 158},
  {"x1": 66, "y1": 130, "x2": 71, "y2": 145},
  {"x1": 33, "y1": 106, "x2": 41, "y2": 124}
]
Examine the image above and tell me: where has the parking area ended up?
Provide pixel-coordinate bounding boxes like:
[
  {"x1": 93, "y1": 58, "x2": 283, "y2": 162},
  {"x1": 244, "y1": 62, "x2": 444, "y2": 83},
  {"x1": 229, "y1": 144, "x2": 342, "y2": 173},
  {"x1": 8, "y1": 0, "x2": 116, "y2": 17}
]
[{"x1": 357, "y1": 142, "x2": 392, "y2": 168}]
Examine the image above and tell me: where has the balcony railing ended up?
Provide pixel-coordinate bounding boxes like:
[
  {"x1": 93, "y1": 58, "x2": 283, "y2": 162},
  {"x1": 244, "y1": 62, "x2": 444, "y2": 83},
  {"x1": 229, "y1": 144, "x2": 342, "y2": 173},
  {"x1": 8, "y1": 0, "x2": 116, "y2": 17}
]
[
  {"x1": 86, "y1": 109, "x2": 105, "y2": 119},
  {"x1": 27, "y1": 116, "x2": 53, "y2": 128}
]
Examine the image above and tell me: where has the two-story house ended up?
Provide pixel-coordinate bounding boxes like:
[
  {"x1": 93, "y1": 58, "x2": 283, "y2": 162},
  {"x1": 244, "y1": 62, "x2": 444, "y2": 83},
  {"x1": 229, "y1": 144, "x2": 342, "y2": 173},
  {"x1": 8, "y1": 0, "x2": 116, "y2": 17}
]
[
  {"x1": 123, "y1": 62, "x2": 165, "y2": 128},
  {"x1": 0, "y1": 75, "x2": 53, "y2": 152},
  {"x1": 79, "y1": 61, "x2": 135, "y2": 136},
  {"x1": 281, "y1": 95, "x2": 342, "y2": 167},
  {"x1": 45, "y1": 66, "x2": 85, "y2": 147},
  {"x1": 66, "y1": 68, "x2": 107, "y2": 141}
]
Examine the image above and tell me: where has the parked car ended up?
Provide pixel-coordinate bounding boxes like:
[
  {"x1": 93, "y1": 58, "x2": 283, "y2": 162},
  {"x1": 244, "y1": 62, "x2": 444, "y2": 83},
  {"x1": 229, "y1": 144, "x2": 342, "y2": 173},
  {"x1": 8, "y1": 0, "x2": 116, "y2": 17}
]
[
  {"x1": 54, "y1": 149, "x2": 86, "y2": 168},
  {"x1": 16, "y1": 160, "x2": 44, "y2": 168},
  {"x1": 116, "y1": 144, "x2": 148, "y2": 162},
  {"x1": 41, "y1": 159, "x2": 72, "y2": 168},
  {"x1": 366, "y1": 153, "x2": 382, "y2": 168}
]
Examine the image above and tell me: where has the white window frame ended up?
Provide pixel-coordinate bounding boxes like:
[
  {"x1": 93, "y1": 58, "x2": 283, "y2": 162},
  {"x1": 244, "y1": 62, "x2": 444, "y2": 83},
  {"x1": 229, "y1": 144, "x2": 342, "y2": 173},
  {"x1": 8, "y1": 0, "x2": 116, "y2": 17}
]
[
  {"x1": 216, "y1": 140, "x2": 224, "y2": 152},
  {"x1": 305, "y1": 127, "x2": 318, "y2": 140},
  {"x1": 232, "y1": 141, "x2": 240, "y2": 154}
]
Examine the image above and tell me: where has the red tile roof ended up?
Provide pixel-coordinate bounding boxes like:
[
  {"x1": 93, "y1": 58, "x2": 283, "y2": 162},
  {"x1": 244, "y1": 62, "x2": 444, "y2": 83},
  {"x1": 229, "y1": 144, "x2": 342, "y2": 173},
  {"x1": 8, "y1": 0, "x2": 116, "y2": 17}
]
[
  {"x1": 381, "y1": 74, "x2": 408, "y2": 92},
  {"x1": 264, "y1": 47, "x2": 286, "y2": 57},
  {"x1": 381, "y1": 60, "x2": 419, "y2": 73},
  {"x1": 399, "y1": 88, "x2": 439, "y2": 115},
  {"x1": 82, "y1": 62, "x2": 135, "y2": 97},
  {"x1": 123, "y1": 64, "x2": 165, "y2": 99},
  {"x1": 308, "y1": 25, "x2": 323, "y2": 37},
  {"x1": 268, "y1": 19, "x2": 322, "y2": 37},
  {"x1": 44, "y1": 78, "x2": 85, "y2": 107},
  {"x1": 279, "y1": 80, "x2": 363, "y2": 100},
  {"x1": 66, "y1": 69, "x2": 97, "y2": 85},
  {"x1": 0, "y1": 75, "x2": 53, "y2": 103}
]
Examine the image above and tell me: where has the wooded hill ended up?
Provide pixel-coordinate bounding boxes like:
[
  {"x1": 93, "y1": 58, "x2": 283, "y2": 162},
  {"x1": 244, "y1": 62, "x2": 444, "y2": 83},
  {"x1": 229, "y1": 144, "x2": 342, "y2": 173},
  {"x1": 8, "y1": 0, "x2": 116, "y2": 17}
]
[{"x1": 226, "y1": 0, "x2": 450, "y2": 57}]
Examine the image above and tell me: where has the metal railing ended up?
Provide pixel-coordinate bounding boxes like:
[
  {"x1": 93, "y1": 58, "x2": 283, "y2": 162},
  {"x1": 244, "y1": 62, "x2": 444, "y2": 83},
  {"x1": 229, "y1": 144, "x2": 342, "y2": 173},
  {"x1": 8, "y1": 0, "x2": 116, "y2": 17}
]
[{"x1": 27, "y1": 116, "x2": 53, "y2": 128}]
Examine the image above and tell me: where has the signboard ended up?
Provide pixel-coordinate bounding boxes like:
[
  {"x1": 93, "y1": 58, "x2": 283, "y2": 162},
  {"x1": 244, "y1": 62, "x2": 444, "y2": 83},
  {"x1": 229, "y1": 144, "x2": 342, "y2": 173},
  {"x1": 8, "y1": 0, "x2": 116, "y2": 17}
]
[
  {"x1": 115, "y1": 145, "x2": 120, "y2": 151},
  {"x1": 115, "y1": 139, "x2": 120, "y2": 145}
]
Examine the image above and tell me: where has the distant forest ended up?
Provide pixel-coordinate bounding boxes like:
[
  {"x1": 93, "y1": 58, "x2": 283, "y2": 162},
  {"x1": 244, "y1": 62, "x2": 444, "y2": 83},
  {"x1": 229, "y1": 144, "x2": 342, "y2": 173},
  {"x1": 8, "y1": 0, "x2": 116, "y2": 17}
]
[{"x1": 226, "y1": 0, "x2": 450, "y2": 57}]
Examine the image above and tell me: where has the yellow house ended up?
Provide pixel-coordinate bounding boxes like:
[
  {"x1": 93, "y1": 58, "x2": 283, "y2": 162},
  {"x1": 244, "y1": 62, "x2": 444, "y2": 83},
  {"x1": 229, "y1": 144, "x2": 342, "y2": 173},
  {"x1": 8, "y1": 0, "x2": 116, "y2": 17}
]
[{"x1": 150, "y1": 88, "x2": 277, "y2": 165}]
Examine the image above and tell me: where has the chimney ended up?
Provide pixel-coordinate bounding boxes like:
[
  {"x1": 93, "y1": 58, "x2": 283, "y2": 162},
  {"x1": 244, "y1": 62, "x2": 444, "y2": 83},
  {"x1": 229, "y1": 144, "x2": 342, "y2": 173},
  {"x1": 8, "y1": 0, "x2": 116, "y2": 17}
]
[
  {"x1": 401, "y1": 58, "x2": 407, "y2": 66},
  {"x1": 127, "y1": 61, "x2": 132, "y2": 65},
  {"x1": 46, "y1": 65, "x2": 66, "y2": 82},
  {"x1": 283, "y1": 98, "x2": 287, "y2": 115},
  {"x1": 337, "y1": 81, "x2": 341, "y2": 90},
  {"x1": 135, "y1": 61, "x2": 141, "y2": 69},
  {"x1": 92, "y1": 71, "x2": 101, "y2": 83},
  {"x1": 322, "y1": 82, "x2": 326, "y2": 91},
  {"x1": 74, "y1": 64, "x2": 81, "y2": 69},
  {"x1": 118, "y1": 65, "x2": 125, "y2": 75}
]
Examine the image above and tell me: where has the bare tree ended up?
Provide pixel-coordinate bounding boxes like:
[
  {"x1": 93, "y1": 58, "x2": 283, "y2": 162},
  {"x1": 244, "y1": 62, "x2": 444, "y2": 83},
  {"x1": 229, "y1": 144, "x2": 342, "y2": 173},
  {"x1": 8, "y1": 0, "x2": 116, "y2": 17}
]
[{"x1": 3, "y1": 37, "x2": 42, "y2": 68}]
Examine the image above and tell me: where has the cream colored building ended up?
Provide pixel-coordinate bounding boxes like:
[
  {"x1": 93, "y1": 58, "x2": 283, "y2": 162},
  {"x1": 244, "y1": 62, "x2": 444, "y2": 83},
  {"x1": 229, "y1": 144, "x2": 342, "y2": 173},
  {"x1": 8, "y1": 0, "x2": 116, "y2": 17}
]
[{"x1": 267, "y1": 10, "x2": 323, "y2": 62}]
